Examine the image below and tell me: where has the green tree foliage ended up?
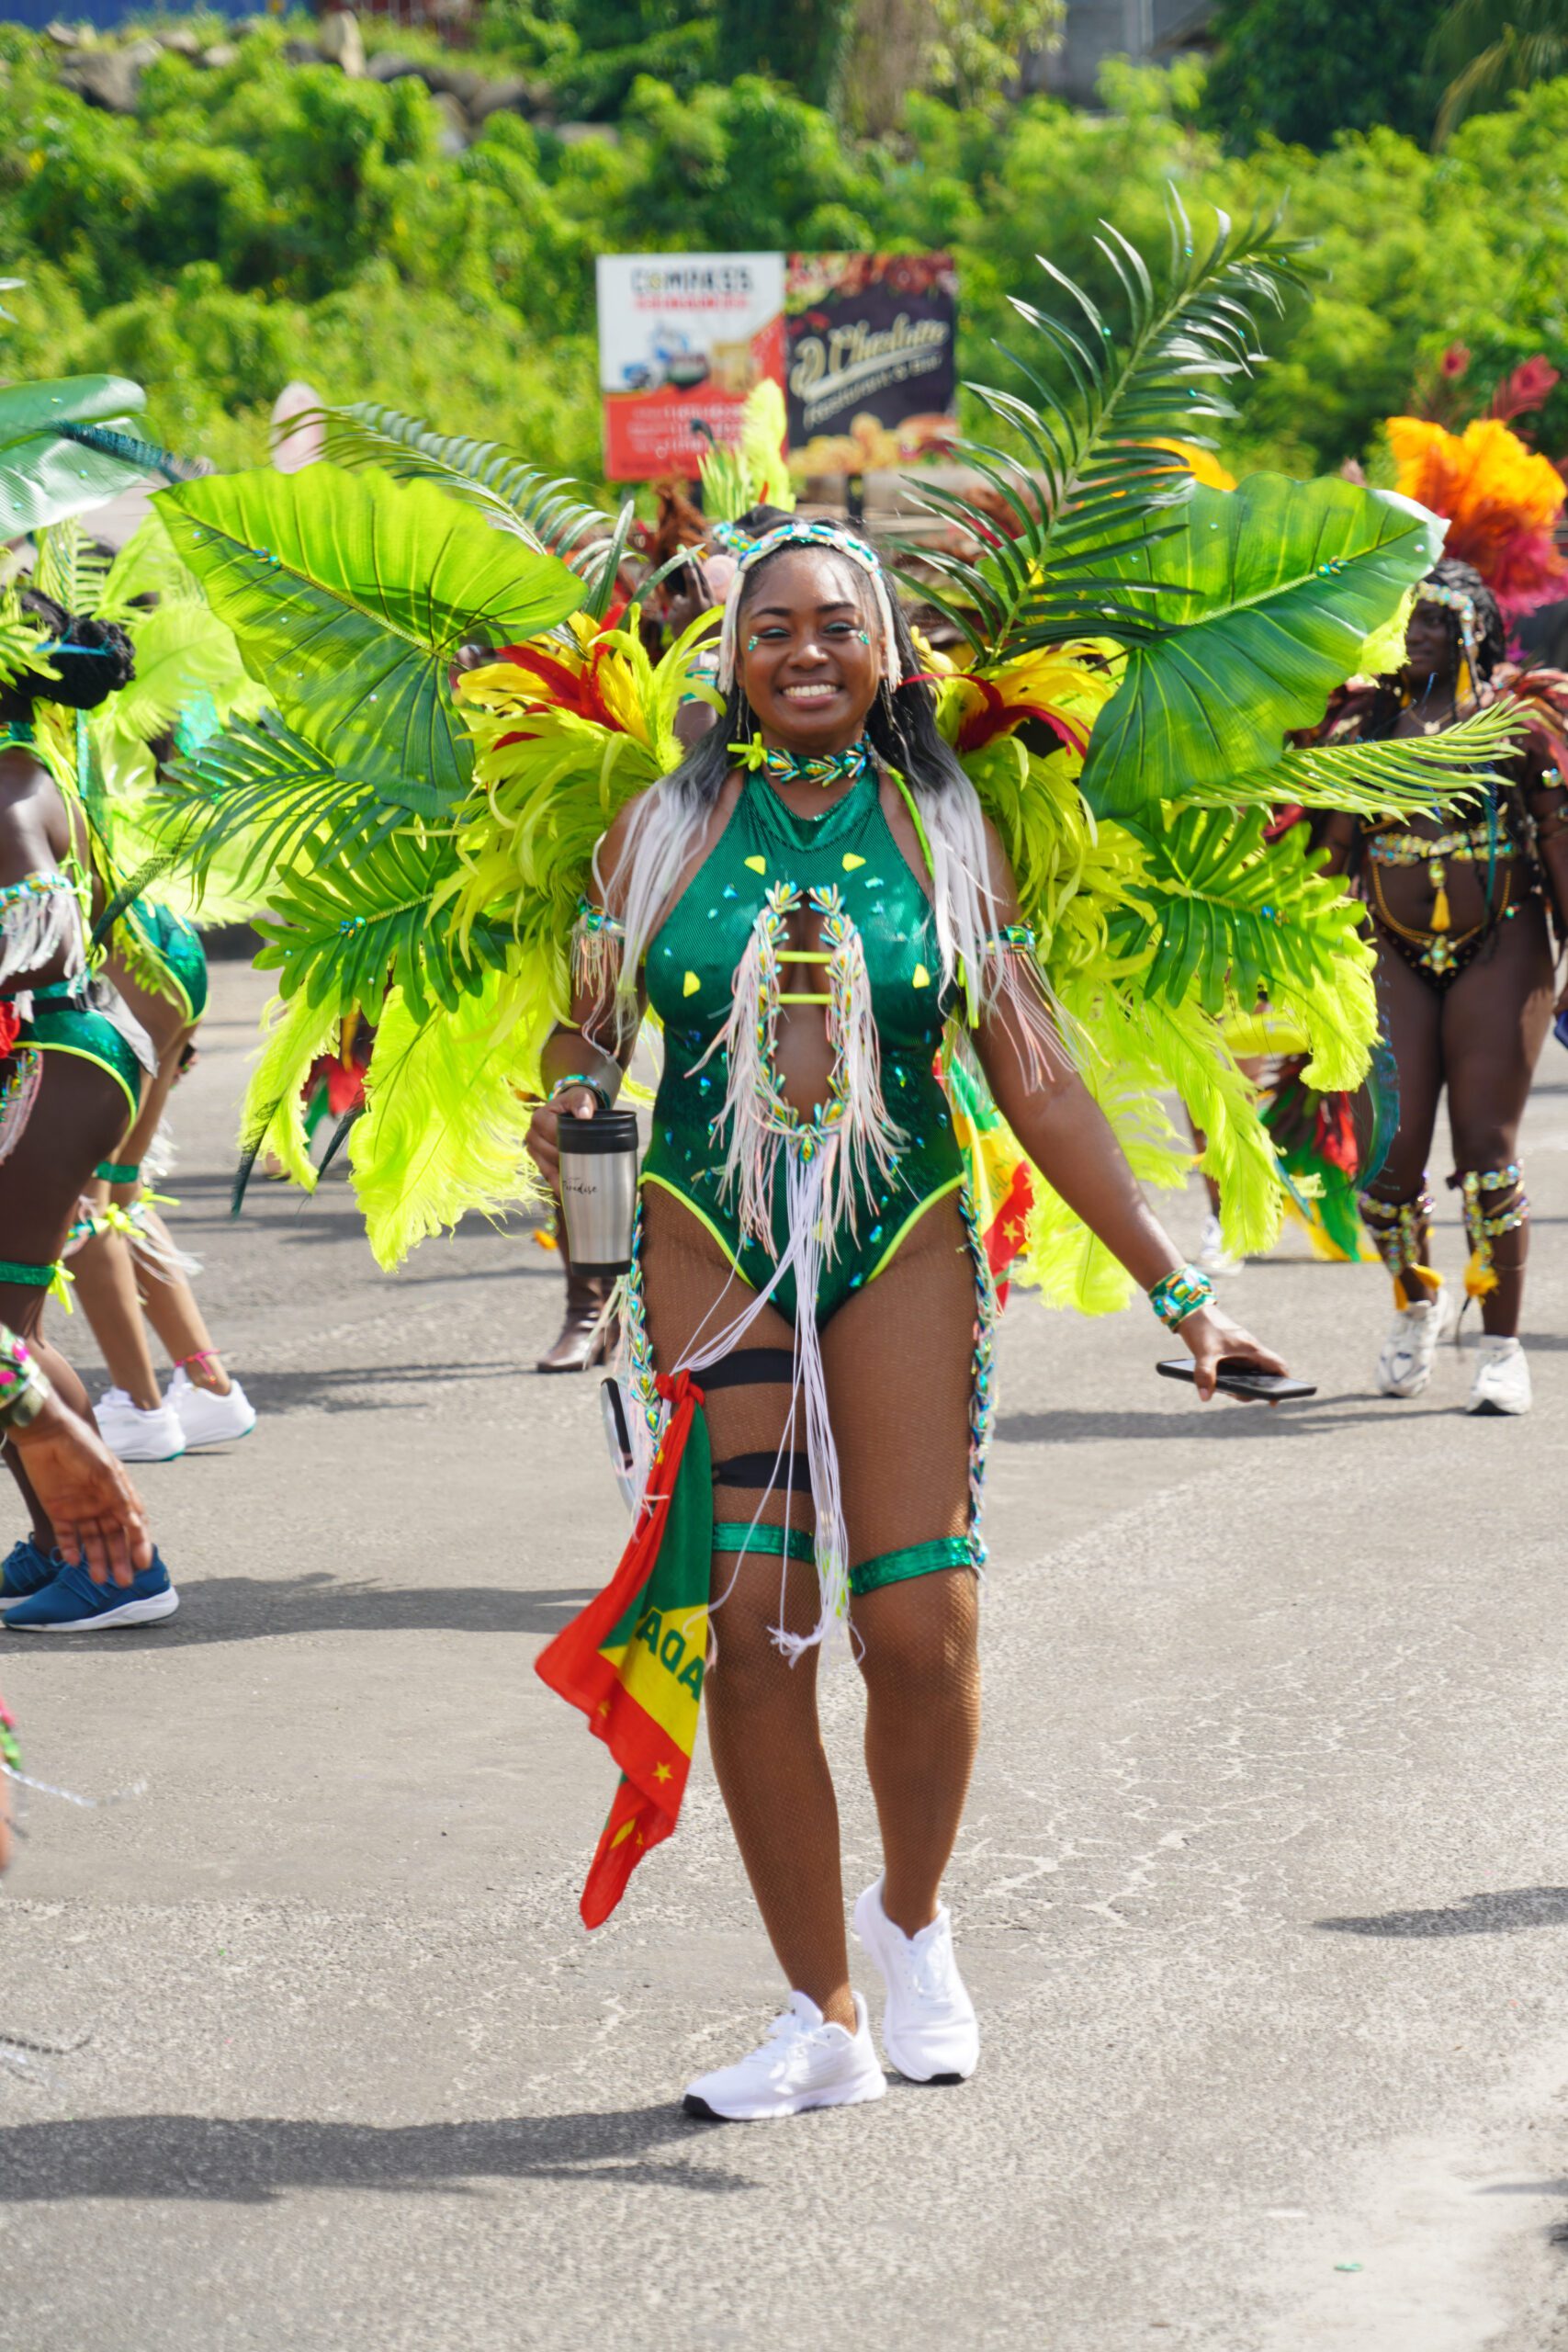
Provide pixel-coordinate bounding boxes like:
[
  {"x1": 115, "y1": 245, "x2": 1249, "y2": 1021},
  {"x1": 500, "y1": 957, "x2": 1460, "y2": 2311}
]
[
  {"x1": 716, "y1": 0, "x2": 853, "y2": 107},
  {"x1": 4, "y1": 24, "x2": 1568, "y2": 481},
  {"x1": 1201, "y1": 0, "x2": 1442, "y2": 149},
  {"x1": 1431, "y1": 0, "x2": 1568, "y2": 141}
]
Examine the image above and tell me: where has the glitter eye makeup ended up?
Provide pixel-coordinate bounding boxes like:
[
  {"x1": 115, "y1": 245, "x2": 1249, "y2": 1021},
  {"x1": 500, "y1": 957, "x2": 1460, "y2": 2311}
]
[{"x1": 746, "y1": 635, "x2": 761, "y2": 652}]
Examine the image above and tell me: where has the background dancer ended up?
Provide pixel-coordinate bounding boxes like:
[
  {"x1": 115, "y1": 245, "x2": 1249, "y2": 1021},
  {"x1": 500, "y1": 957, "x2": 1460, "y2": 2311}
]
[
  {"x1": 1321, "y1": 559, "x2": 1568, "y2": 1412},
  {"x1": 68, "y1": 903, "x2": 256, "y2": 1461},
  {"x1": 0, "y1": 597, "x2": 179, "y2": 1628}
]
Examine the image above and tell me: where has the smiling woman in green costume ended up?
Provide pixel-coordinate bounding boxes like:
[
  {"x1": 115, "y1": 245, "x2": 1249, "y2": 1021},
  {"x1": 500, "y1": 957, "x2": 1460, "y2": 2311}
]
[{"x1": 525, "y1": 519, "x2": 1287, "y2": 2119}]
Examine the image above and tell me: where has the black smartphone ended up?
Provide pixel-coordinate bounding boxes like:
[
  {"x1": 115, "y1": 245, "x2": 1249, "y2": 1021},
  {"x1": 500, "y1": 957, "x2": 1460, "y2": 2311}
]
[{"x1": 1156, "y1": 1356, "x2": 1317, "y2": 1402}]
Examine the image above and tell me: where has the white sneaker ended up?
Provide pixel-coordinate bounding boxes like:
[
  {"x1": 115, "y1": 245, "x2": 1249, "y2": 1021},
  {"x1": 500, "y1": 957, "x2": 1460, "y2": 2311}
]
[
  {"x1": 168, "y1": 1366, "x2": 257, "y2": 1448},
  {"x1": 853, "y1": 1876, "x2": 979, "y2": 2084},
  {"x1": 682, "y1": 1991, "x2": 886, "y2": 2121},
  {"x1": 1196, "y1": 1211, "x2": 1244, "y2": 1276},
  {"x1": 1375, "y1": 1285, "x2": 1453, "y2": 1398},
  {"x1": 92, "y1": 1387, "x2": 186, "y2": 1464},
  {"x1": 1467, "y1": 1336, "x2": 1532, "y2": 1417}
]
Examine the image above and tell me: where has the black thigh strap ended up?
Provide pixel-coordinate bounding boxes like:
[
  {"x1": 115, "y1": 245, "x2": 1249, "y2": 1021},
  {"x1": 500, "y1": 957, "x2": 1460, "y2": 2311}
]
[
  {"x1": 713, "y1": 1451, "x2": 812, "y2": 1490},
  {"x1": 698, "y1": 1348, "x2": 797, "y2": 1392}
]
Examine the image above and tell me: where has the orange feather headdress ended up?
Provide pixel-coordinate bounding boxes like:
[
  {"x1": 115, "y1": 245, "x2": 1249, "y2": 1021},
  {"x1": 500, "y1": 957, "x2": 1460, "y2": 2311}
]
[{"x1": 1387, "y1": 416, "x2": 1568, "y2": 624}]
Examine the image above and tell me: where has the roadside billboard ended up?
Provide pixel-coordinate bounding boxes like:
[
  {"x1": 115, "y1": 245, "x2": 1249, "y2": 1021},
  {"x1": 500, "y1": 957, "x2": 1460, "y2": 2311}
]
[
  {"x1": 784, "y1": 253, "x2": 959, "y2": 476},
  {"x1": 595, "y1": 253, "x2": 786, "y2": 481}
]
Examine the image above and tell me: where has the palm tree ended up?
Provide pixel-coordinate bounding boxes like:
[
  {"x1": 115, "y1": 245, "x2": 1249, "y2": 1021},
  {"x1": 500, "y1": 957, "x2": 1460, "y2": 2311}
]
[{"x1": 1431, "y1": 0, "x2": 1568, "y2": 143}]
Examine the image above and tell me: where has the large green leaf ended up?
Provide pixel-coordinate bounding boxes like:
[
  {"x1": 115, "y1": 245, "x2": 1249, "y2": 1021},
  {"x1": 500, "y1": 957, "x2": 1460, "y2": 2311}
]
[
  {"x1": 153, "y1": 465, "x2": 586, "y2": 809},
  {"x1": 0, "y1": 373, "x2": 152, "y2": 537},
  {"x1": 299, "y1": 403, "x2": 634, "y2": 620},
  {"x1": 1079, "y1": 475, "x2": 1445, "y2": 815}
]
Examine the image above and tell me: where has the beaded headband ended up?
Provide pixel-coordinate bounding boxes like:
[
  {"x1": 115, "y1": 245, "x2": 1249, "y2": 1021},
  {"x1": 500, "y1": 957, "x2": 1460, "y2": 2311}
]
[
  {"x1": 1414, "y1": 576, "x2": 1482, "y2": 679},
  {"x1": 716, "y1": 519, "x2": 900, "y2": 694}
]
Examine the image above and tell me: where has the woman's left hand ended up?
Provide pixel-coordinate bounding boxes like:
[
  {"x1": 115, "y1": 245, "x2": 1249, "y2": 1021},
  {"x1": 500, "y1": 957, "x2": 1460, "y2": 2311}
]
[{"x1": 1178, "y1": 1305, "x2": 1289, "y2": 1403}]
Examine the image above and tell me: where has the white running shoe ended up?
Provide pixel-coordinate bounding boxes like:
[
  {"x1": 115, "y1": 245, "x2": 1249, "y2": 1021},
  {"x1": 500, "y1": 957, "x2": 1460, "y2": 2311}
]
[
  {"x1": 853, "y1": 1876, "x2": 979, "y2": 2084},
  {"x1": 1467, "y1": 1335, "x2": 1532, "y2": 1417},
  {"x1": 682, "y1": 1991, "x2": 886, "y2": 2121},
  {"x1": 92, "y1": 1387, "x2": 186, "y2": 1464},
  {"x1": 1196, "y1": 1212, "x2": 1244, "y2": 1277},
  {"x1": 168, "y1": 1366, "x2": 257, "y2": 1448},
  {"x1": 1374, "y1": 1286, "x2": 1453, "y2": 1399}
]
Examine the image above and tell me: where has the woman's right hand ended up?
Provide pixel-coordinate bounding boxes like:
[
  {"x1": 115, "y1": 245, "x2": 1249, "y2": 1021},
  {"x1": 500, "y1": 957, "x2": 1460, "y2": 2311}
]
[{"x1": 525, "y1": 1085, "x2": 600, "y2": 1189}]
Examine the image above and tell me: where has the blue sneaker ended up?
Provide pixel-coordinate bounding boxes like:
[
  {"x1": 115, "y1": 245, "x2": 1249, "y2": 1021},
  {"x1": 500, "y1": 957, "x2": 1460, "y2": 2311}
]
[
  {"x1": 3, "y1": 1552, "x2": 179, "y2": 1632},
  {"x1": 1, "y1": 1539, "x2": 62, "y2": 1598}
]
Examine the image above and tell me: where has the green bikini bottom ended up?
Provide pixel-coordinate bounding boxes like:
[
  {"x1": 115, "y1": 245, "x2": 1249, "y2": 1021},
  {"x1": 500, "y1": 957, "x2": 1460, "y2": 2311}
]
[
  {"x1": 18, "y1": 985, "x2": 146, "y2": 1125},
  {"x1": 639, "y1": 1168, "x2": 966, "y2": 1328},
  {"x1": 630, "y1": 1175, "x2": 993, "y2": 1600}
]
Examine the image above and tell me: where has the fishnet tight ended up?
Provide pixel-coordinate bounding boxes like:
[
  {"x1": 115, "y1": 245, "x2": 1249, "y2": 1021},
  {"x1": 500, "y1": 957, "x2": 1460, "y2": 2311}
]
[{"x1": 639, "y1": 1184, "x2": 982, "y2": 2026}]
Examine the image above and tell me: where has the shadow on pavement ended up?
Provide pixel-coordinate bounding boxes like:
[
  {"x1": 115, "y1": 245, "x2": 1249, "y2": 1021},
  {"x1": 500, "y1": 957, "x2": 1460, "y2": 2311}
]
[
  {"x1": 991, "y1": 1396, "x2": 1450, "y2": 1444},
  {"x1": 1315, "y1": 1887, "x2": 1568, "y2": 1937},
  {"x1": 235, "y1": 1362, "x2": 532, "y2": 1412},
  {"x1": 0, "y1": 2108, "x2": 754, "y2": 2203},
  {"x1": 0, "y1": 1576, "x2": 598, "y2": 1648}
]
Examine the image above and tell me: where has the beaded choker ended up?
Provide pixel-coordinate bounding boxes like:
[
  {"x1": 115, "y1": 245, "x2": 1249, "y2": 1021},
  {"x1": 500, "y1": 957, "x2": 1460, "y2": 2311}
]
[{"x1": 735, "y1": 740, "x2": 874, "y2": 790}]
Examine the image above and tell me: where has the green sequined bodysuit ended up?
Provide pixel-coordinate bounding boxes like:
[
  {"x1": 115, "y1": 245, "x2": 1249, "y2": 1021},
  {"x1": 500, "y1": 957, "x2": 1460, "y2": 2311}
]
[{"x1": 640, "y1": 764, "x2": 966, "y2": 1321}]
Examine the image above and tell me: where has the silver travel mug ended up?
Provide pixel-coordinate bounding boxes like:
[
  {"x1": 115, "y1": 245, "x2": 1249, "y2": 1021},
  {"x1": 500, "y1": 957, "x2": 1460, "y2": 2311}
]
[{"x1": 557, "y1": 1108, "x2": 639, "y2": 1277}]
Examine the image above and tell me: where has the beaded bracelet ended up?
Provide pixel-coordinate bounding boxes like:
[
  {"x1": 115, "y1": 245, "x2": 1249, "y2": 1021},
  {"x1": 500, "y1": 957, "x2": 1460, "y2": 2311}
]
[
  {"x1": 1148, "y1": 1263, "x2": 1214, "y2": 1330},
  {"x1": 549, "y1": 1073, "x2": 615, "y2": 1112},
  {"x1": 0, "y1": 1329, "x2": 52, "y2": 1431}
]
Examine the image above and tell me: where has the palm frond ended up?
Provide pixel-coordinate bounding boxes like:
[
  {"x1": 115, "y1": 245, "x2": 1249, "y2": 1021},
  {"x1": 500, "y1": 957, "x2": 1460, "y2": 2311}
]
[
  {"x1": 156, "y1": 714, "x2": 406, "y2": 901},
  {"x1": 1109, "y1": 806, "x2": 1375, "y2": 1065},
  {"x1": 32, "y1": 517, "x2": 111, "y2": 618},
  {"x1": 257, "y1": 832, "x2": 512, "y2": 1031},
  {"x1": 890, "y1": 194, "x2": 1312, "y2": 661},
  {"x1": 1169, "y1": 700, "x2": 1525, "y2": 818}
]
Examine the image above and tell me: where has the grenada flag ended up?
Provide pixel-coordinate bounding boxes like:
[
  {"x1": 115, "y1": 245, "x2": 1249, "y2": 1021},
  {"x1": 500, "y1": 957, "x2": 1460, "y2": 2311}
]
[{"x1": 535, "y1": 1371, "x2": 712, "y2": 1928}]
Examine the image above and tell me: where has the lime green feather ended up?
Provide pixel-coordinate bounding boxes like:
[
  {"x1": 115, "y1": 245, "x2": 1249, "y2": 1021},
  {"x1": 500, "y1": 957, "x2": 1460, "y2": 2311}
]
[
  {"x1": 349, "y1": 969, "x2": 545, "y2": 1269},
  {"x1": 240, "y1": 989, "x2": 340, "y2": 1193}
]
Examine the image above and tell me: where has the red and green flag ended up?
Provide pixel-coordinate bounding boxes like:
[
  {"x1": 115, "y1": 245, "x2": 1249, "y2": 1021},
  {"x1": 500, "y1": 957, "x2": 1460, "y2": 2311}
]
[{"x1": 535, "y1": 1371, "x2": 712, "y2": 1928}]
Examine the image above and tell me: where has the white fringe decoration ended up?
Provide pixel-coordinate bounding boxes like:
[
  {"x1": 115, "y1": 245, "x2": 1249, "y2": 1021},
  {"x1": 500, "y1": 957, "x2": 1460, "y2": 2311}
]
[
  {"x1": 697, "y1": 886, "x2": 903, "y2": 1253},
  {"x1": 0, "y1": 872, "x2": 85, "y2": 993},
  {"x1": 124, "y1": 1202, "x2": 202, "y2": 1286}
]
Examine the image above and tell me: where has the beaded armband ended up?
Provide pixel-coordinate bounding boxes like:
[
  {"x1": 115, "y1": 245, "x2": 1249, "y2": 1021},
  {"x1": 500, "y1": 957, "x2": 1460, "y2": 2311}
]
[
  {"x1": 1148, "y1": 1263, "x2": 1214, "y2": 1330},
  {"x1": 0, "y1": 1329, "x2": 52, "y2": 1431},
  {"x1": 983, "y1": 923, "x2": 1038, "y2": 954}
]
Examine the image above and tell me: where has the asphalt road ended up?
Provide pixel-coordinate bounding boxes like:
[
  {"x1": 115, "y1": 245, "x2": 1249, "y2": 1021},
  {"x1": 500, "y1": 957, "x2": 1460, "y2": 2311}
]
[{"x1": 3, "y1": 960, "x2": 1568, "y2": 2352}]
